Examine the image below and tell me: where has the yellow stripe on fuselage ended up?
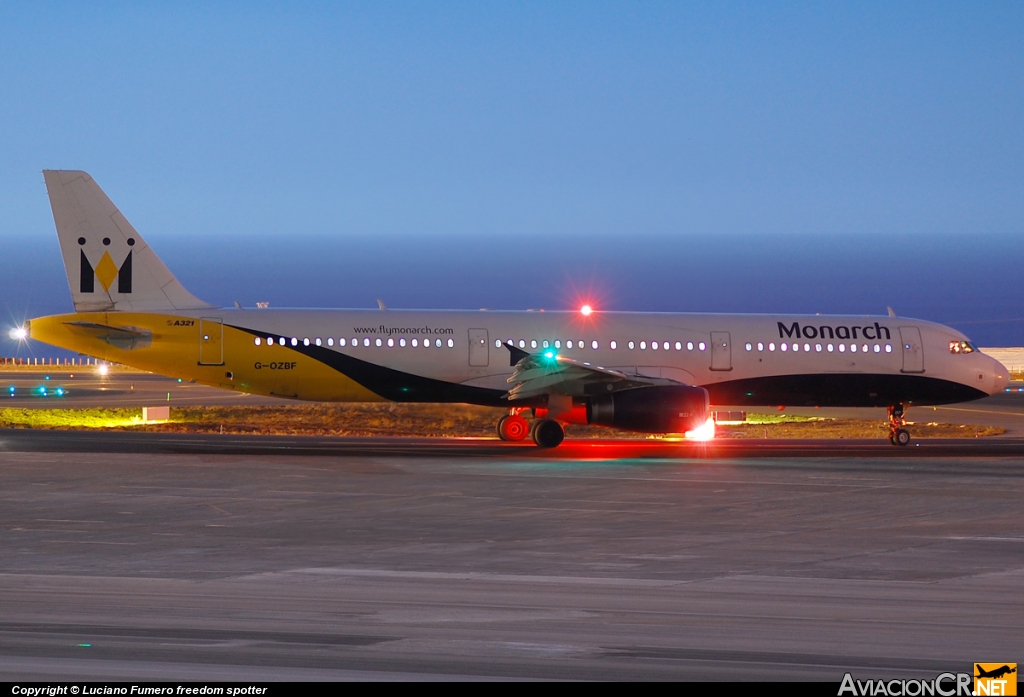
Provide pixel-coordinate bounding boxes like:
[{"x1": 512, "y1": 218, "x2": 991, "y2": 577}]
[{"x1": 28, "y1": 312, "x2": 385, "y2": 402}]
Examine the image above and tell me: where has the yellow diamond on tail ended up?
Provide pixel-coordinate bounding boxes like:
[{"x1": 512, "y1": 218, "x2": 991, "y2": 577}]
[{"x1": 94, "y1": 251, "x2": 118, "y2": 292}]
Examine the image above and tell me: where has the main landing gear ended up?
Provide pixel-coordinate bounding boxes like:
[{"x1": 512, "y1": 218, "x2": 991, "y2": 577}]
[
  {"x1": 496, "y1": 409, "x2": 565, "y2": 448},
  {"x1": 888, "y1": 403, "x2": 910, "y2": 446},
  {"x1": 497, "y1": 410, "x2": 529, "y2": 441}
]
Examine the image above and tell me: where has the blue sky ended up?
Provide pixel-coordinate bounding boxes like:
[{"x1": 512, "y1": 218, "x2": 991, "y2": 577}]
[{"x1": 2, "y1": 2, "x2": 1024, "y2": 345}]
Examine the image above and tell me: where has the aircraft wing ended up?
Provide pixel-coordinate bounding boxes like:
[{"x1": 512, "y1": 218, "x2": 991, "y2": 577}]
[{"x1": 506, "y1": 351, "x2": 681, "y2": 400}]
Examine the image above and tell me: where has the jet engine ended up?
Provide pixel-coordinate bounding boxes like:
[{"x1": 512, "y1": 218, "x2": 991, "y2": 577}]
[{"x1": 587, "y1": 385, "x2": 710, "y2": 433}]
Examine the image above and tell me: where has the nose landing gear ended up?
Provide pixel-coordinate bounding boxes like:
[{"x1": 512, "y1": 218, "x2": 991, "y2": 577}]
[{"x1": 888, "y1": 404, "x2": 910, "y2": 446}]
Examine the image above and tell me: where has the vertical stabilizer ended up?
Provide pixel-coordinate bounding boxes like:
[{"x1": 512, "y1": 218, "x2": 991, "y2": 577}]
[{"x1": 43, "y1": 170, "x2": 214, "y2": 312}]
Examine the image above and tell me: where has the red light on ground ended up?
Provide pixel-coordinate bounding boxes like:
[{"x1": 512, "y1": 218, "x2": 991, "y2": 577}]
[{"x1": 580, "y1": 305, "x2": 593, "y2": 316}]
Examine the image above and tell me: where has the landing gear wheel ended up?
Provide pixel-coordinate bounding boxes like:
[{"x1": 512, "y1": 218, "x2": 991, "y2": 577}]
[
  {"x1": 532, "y1": 419, "x2": 565, "y2": 449},
  {"x1": 887, "y1": 403, "x2": 909, "y2": 447},
  {"x1": 497, "y1": 414, "x2": 529, "y2": 441}
]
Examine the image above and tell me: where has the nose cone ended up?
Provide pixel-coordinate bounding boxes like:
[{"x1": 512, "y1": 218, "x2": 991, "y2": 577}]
[{"x1": 988, "y1": 356, "x2": 1010, "y2": 394}]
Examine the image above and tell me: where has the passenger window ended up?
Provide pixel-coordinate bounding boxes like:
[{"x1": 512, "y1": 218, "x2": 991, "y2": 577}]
[
  {"x1": 757, "y1": 342, "x2": 764, "y2": 351},
  {"x1": 815, "y1": 344, "x2": 821, "y2": 352},
  {"x1": 628, "y1": 341, "x2": 635, "y2": 349},
  {"x1": 610, "y1": 341, "x2": 617, "y2": 350},
  {"x1": 592, "y1": 341, "x2": 599, "y2": 349},
  {"x1": 436, "y1": 339, "x2": 442, "y2": 347},
  {"x1": 651, "y1": 341, "x2": 658, "y2": 351},
  {"x1": 387, "y1": 338, "x2": 394, "y2": 347},
  {"x1": 494, "y1": 339, "x2": 501, "y2": 348},
  {"x1": 687, "y1": 342, "x2": 694, "y2": 351},
  {"x1": 447, "y1": 338, "x2": 454, "y2": 348},
  {"x1": 375, "y1": 338, "x2": 382, "y2": 347},
  {"x1": 781, "y1": 343, "x2": 788, "y2": 352},
  {"x1": 827, "y1": 343, "x2": 833, "y2": 352},
  {"x1": 850, "y1": 344, "x2": 856, "y2": 353},
  {"x1": 338, "y1": 338, "x2": 345, "y2": 347},
  {"x1": 839, "y1": 344, "x2": 845, "y2": 352},
  {"x1": 640, "y1": 341, "x2": 646, "y2": 350},
  {"x1": 315, "y1": 338, "x2": 322, "y2": 346},
  {"x1": 531, "y1": 340, "x2": 538, "y2": 349},
  {"x1": 698, "y1": 342, "x2": 706, "y2": 351},
  {"x1": 328, "y1": 338, "x2": 334, "y2": 347},
  {"x1": 675, "y1": 342, "x2": 682, "y2": 350},
  {"x1": 543, "y1": 340, "x2": 550, "y2": 348},
  {"x1": 769, "y1": 343, "x2": 775, "y2": 351},
  {"x1": 400, "y1": 338, "x2": 406, "y2": 347},
  {"x1": 885, "y1": 344, "x2": 892, "y2": 353},
  {"x1": 567, "y1": 340, "x2": 574, "y2": 349},
  {"x1": 254, "y1": 338, "x2": 261, "y2": 346},
  {"x1": 745, "y1": 343, "x2": 752, "y2": 351}
]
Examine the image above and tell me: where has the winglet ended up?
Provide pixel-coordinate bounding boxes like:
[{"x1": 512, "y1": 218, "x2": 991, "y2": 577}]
[
  {"x1": 377, "y1": 299, "x2": 387, "y2": 311},
  {"x1": 503, "y1": 341, "x2": 531, "y2": 366},
  {"x1": 887, "y1": 306, "x2": 897, "y2": 318}
]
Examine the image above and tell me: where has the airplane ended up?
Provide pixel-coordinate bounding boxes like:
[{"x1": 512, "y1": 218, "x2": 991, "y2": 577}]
[
  {"x1": 975, "y1": 665, "x2": 1016, "y2": 680},
  {"x1": 17, "y1": 170, "x2": 1010, "y2": 448}
]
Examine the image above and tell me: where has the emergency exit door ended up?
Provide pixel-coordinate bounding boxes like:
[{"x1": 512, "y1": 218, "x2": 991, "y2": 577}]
[
  {"x1": 199, "y1": 318, "x2": 224, "y2": 365},
  {"x1": 899, "y1": 326, "x2": 924, "y2": 373},
  {"x1": 468, "y1": 328, "x2": 489, "y2": 366},
  {"x1": 710, "y1": 331, "x2": 732, "y2": 371}
]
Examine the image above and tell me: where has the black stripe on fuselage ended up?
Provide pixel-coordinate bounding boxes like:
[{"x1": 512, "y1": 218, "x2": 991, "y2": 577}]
[
  {"x1": 233, "y1": 326, "x2": 514, "y2": 406},
  {"x1": 706, "y1": 373, "x2": 987, "y2": 407}
]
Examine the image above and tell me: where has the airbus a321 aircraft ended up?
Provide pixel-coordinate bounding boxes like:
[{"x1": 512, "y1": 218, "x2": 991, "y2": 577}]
[{"x1": 21, "y1": 171, "x2": 1010, "y2": 447}]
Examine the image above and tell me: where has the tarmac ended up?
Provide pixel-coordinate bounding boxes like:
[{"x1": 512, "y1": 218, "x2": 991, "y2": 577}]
[{"x1": 0, "y1": 369, "x2": 1021, "y2": 680}]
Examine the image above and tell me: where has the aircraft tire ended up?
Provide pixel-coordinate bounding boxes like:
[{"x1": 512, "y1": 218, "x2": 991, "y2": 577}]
[
  {"x1": 497, "y1": 414, "x2": 529, "y2": 441},
  {"x1": 532, "y1": 419, "x2": 565, "y2": 449},
  {"x1": 894, "y1": 428, "x2": 911, "y2": 446}
]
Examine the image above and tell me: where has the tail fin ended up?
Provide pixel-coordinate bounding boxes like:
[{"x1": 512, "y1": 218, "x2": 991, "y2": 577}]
[{"x1": 43, "y1": 170, "x2": 214, "y2": 312}]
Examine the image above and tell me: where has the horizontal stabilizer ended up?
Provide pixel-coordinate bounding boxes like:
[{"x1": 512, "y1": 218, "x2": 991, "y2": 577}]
[{"x1": 64, "y1": 321, "x2": 152, "y2": 350}]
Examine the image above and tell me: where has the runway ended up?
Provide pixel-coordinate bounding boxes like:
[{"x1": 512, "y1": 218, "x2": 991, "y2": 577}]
[
  {"x1": 4, "y1": 427, "x2": 1024, "y2": 458},
  {"x1": 0, "y1": 436, "x2": 1021, "y2": 680}
]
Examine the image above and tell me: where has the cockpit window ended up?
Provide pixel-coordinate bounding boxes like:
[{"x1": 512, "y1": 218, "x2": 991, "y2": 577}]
[{"x1": 949, "y1": 340, "x2": 978, "y2": 354}]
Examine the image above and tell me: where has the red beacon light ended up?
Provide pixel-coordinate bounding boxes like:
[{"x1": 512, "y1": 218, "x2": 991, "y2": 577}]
[{"x1": 580, "y1": 304, "x2": 593, "y2": 316}]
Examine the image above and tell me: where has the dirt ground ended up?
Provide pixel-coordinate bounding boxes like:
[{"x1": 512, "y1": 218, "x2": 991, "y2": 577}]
[{"x1": 0, "y1": 403, "x2": 1005, "y2": 439}]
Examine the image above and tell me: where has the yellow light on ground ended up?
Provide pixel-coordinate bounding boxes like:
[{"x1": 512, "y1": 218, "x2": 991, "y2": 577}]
[
  {"x1": 97, "y1": 364, "x2": 109, "y2": 376},
  {"x1": 685, "y1": 418, "x2": 716, "y2": 441}
]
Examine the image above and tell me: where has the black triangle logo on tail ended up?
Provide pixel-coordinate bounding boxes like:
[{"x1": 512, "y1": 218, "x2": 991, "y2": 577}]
[{"x1": 80, "y1": 250, "x2": 94, "y2": 293}]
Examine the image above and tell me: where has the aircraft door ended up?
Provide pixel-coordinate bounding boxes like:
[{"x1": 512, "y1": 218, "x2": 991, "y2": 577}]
[
  {"x1": 199, "y1": 318, "x2": 224, "y2": 365},
  {"x1": 468, "y1": 328, "x2": 489, "y2": 366},
  {"x1": 899, "y1": 326, "x2": 924, "y2": 373},
  {"x1": 710, "y1": 331, "x2": 732, "y2": 371}
]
